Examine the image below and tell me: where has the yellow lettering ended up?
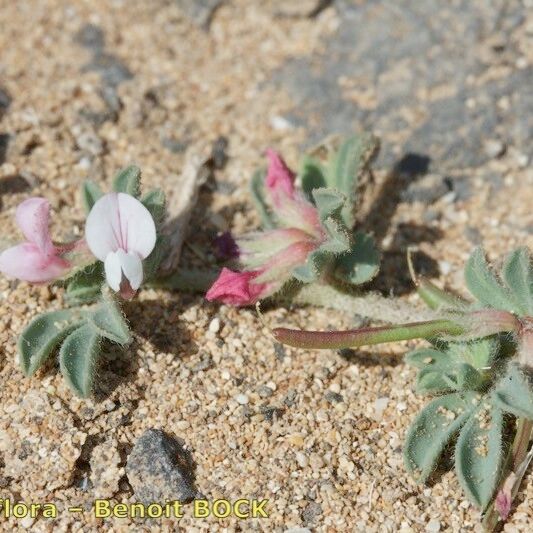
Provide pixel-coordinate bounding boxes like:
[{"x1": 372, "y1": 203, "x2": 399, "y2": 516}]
[
  {"x1": 94, "y1": 500, "x2": 111, "y2": 518},
  {"x1": 170, "y1": 501, "x2": 184, "y2": 518},
  {"x1": 194, "y1": 499, "x2": 210, "y2": 518},
  {"x1": 252, "y1": 499, "x2": 268, "y2": 518},
  {"x1": 234, "y1": 499, "x2": 249, "y2": 519},
  {"x1": 43, "y1": 504, "x2": 57, "y2": 518},
  {"x1": 13, "y1": 504, "x2": 27, "y2": 518},
  {"x1": 29, "y1": 504, "x2": 41, "y2": 517},
  {"x1": 147, "y1": 504, "x2": 163, "y2": 518},
  {"x1": 130, "y1": 503, "x2": 145, "y2": 518},
  {"x1": 113, "y1": 503, "x2": 128, "y2": 518},
  {"x1": 213, "y1": 499, "x2": 231, "y2": 518}
]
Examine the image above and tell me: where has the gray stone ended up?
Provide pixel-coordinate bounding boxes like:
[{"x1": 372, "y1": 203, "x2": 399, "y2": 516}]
[
  {"x1": 325, "y1": 391, "x2": 344, "y2": 404},
  {"x1": 401, "y1": 174, "x2": 451, "y2": 204},
  {"x1": 126, "y1": 429, "x2": 196, "y2": 504},
  {"x1": 272, "y1": 0, "x2": 532, "y2": 171},
  {"x1": 75, "y1": 23, "x2": 105, "y2": 51},
  {"x1": 302, "y1": 501, "x2": 323, "y2": 525},
  {"x1": 257, "y1": 385, "x2": 274, "y2": 398},
  {"x1": 175, "y1": 0, "x2": 224, "y2": 29}
]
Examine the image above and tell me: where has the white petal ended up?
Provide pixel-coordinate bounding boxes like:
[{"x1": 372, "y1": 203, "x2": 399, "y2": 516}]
[
  {"x1": 86, "y1": 192, "x2": 157, "y2": 262},
  {"x1": 116, "y1": 193, "x2": 157, "y2": 259},
  {"x1": 117, "y1": 249, "x2": 143, "y2": 290},
  {"x1": 104, "y1": 251, "x2": 122, "y2": 292},
  {"x1": 85, "y1": 193, "x2": 122, "y2": 261}
]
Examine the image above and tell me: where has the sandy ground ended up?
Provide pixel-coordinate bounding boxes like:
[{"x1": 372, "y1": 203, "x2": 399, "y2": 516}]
[{"x1": 0, "y1": 0, "x2": 532, "y2": 531}]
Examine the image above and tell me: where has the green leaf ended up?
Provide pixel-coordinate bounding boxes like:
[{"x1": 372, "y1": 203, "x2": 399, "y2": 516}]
[
  {"x1": 250, "y1": 168, "x2": 276, "y2": 229},
  {"x1": 59, "y1": 324, "x2": 101, "y2": 398},
  {"x1": 64, "y1": 262, "x2": 104, "y2": 305},
  {"x1": 300, "y1": 155, "x2": 327, "y2": 199},
  {"x1": 417, "y1": 363, "x2": 483, "y2": 394},
  {"x1": 143, "y1": 234, "x2": 168, "y2": 281},
  {"x1": 326, "y1": 134, "x2": 379, "y2": 227},
  {"x1": 445, "y1": 337, "x2": 499, "y2": 370},
  {"x1": 311, "y1": 188, "x2": 352, "y2": 253},
  {"x1": 292, "y1": 250, "x2": 331, "y2": 283},
  {"x1": 141, "y1": 188, "x2": 166, "y2": 226},
  {"x1": 404, "y1": 392, "x2": 479, "y2": 483},
  {"x1": 502, "y1": 247, "x2": 533, "y2": 316},
  {"x1": 81, "y1": 180, "x2": 103, "y2": 213},
  {"x1": 87, "y1": 298, "x2": 131, "y2": 345},
  {"x1": 112, "y1": 165, "x2": 141, "y2": 197},
  {"x1": 334, "y1": 232, "x2": 380, "y2": 285},
  {"x1": 416, "y1": 278, "x2": 469, "y2": 311},
  {"x1": 405, "y1": 347, "x2": 453, "y2": 369},
  {"x1": 464, "y1": 247, "x2": 519, "y2": 313},
  {"x1": 455, "y1": 401, "x2": 505, "y2": 509},
  {"x1": 312, "y1": 187, "x2": 345, "y2": 222},
  {"x1": 492, "y1": 363, "x2": 533, "y2": 419},
  {"x1": 18, "y1": 310, "x2": 83, "y2": 376}
]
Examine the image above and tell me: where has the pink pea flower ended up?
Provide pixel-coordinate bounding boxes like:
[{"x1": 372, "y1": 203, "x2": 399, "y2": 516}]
[
  {"x1": 0, "y1": 197, "x2": 72, "y2": 283},
  {"x1": 206, "y1": 268, "x2": 270, "y2": 306},
  {"x1": 206, "y1": 150, "x2": 327, "y2": 306},
  {"x1": 85, "y1": 192, "x2": 156, "y2": 299}
]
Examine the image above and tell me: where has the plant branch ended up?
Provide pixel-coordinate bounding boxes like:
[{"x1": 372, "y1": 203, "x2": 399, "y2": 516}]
[
  {"x1": 482, "y1": 418, "x2": 533, "y2": 532},
  {"x1": 277, "y1": 282, "x2": 438, "y2": 323},
  {"x1": 272, "y1": 319, "x2": 465, "y2": 350}
]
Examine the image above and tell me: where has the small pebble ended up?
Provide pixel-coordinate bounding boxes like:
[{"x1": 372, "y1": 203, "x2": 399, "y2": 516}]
[
  {"x1": 295, "y1": 452, "x2": 309, "y2": 468},
  {"x1": 235, "y1": 394, "x2": 249, "y2": 405},
  {"x1": 484, "y1": 139, "x2": 505, "y2": 158},
  {"x1": 208, "y1": 317, "x2": 221, "y2": 333},
  {"x1": 426, "y1": 519, "x2": 441, "y2": 532}
]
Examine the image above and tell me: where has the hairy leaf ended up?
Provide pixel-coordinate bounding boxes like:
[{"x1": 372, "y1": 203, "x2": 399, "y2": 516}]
[
  {"x1": 502, "y1": 247, "x2": 533, "y2": 316},
  {"x1": 455, "y1": 401, "x2": 505, "y2": 509},
  {"x1": 81, "y1": 180, "x2": 103, "y2": 213},
  {"x1": 59, "y1": 324, "x2": 101, "y2": 398},
  {"x1": 326, "y1": 134, "x2": 378, "y2": 227},
  {"x1": 18, "y1": 310, "x2": 83, "y2": 376},
  {"x1": 417, "y1": 362, "x2": 483, "y2": 394},
  {"x1": 464, "y1": 248, "x2": 519, "y2": 313},
  {"x1": 300, "y1": 155, "x2": 327, "y2": 199},
  {"x1": 88, "y1": 298, "x2": 131, "y2": 345},
  {"x1": 250, "y1": 168, "x2": 276, "y2": 229},
  {"x1": 141, "y1": 188, "x2": 166, "y2": 226},
  {"x1": 64, "y1": 262, "x2": 104, "y2": 305},
  {"x1": 492, "y1": 363, "x2": 533, "y2": 419},
  {"x1": 113, "y1": 165, "x2": 141, "y2": 197},
  {"x1": 404, "y1": 392, "x2": 479, "y2": 483},
  {"x1": 334, "y1": 232, "x2": 380, "y2": 285}
]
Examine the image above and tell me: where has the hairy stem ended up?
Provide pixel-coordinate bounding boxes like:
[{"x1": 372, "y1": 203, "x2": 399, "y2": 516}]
[
  {"x1": 278, "y1": 283, "x2": 437, "y2": 323},
  {"x1": 272, "y1": 319, "x2": 465, "y2": 350},
  {"x1": 482, "y1": 418, "x2": 533, "y2": 532}
]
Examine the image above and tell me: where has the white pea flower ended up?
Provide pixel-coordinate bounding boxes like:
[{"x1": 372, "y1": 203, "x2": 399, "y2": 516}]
[{"x1": 85, "y1": 192, "x2": 156, "y2": 299}]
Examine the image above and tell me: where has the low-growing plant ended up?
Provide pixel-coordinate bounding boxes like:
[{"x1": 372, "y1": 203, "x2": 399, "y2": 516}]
[
  {"x1": 273, "y1": 247, "x2": 533, "y2": 529},
  {"x1": 0, "y1": 166, "x2": 167, "y2": 397},
  {"x1": 203, "y1": 136, "x2": 382, "y2": 307}
]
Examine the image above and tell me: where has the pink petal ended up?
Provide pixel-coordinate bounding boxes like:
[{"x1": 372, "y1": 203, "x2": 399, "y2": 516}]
[
  {"x1": 0, "y1": 243, "x2": 70, "y2": 283},
  {"x1": 206, "y1": 268, "x2": 270, "y2": 306},
  {"x1": 238, "y1": 228, "x2": 317, "y2": 271},
  {"x1": 254, "y1": 240, "x2": 317, "y2": 284},
  {"x1": 85, "y1": 192, "x2": 156, "y2": 261},
  {"x1": 265, "y1": 149, "x2": 295, "y2": 206},
  {"x1": 495, "y1": 490, "x2": 512, "y2": 520},
  {"x1": 276, "y1": 192, "x2": 322, "y2": 236},
  {"x1": 15, "y1": 197, "x2": 54, "y2": 254}
]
